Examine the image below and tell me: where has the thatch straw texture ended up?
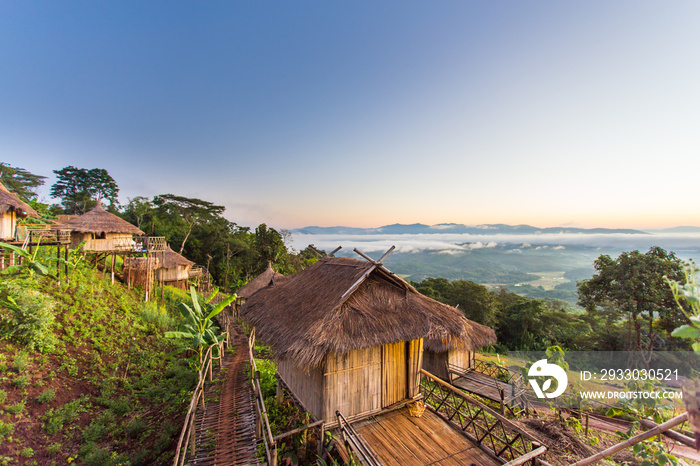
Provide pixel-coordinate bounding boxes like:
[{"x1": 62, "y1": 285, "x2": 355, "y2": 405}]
[
  {"x1": 0, "y1": 181, "x2": 39, "y2": 218},
  {"x1": 241, "y1": 257, "x2": 496, "y2": 367},
  {"x1": 236, "y1": 263, "x2": 287, "y2": 299},
  {"x1": 157, "y1": 246, "x2": 194, "y2": 269},
  {"x1": 60, "y1": 203, "x2": 144, "y2": 235}
]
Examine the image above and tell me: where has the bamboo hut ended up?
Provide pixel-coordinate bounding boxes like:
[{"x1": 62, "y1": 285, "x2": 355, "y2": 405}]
[
  {"x1": 241, "y1": 256, "x2": 494, "y2": 423},
  {"x1": 60, "y1": 203, "x2": 144, "y2": 251},
  {"x1": 154, "y1": 246, "x2": 194, "y2": 289},
  {"x1": 422, "y1": 319, "x2": 496, "y2": 380},
  {"x1": 0, "y1": 181, "x2": 39, "y2": 240}
]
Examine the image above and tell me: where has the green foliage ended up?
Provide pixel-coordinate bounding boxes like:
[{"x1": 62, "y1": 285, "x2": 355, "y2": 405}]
[
  {"x1": 36, "y1": 388, "x2": 56, "y2": 404},
  {"x1": 0, "y1": 279, "x2": 59, "y2": 353},
  {"x1": 0, "y1": 163, "x2": 46, "y2": 201},
  {"x1": 254, "y1": 358, "x2": 278, "y2": 399},
  {"x1": 51, "y1": 166, "x2": 119, "y2": 214},
  {"x1": 667, "y1": 261, "x2": 700, "y2": 353},
  {"x1": 6, "y1": 400, "x2": 26, "y2": 415},
  {"x1": 42, "y1": 395, "x2": 89, "y2": 435},
  {"x1": 165, "y1": 286, "x2": 235, "y2": 365},
  {"x1": 0, "y1": 241, "x2": 56, "y2": 279},
  {"x1": 578, "y1": 247, "x2": 686, "y2": 352}
]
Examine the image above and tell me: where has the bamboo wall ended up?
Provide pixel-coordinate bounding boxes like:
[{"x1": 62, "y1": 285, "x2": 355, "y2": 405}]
[
  {"x1": 71, "y1": 232, "x2": 134, "y2": 251},
  {"x1": 155, "y1": 265, "x2": 191, "y2": 282},
  {"x1": 422, "y1": 348, "x2": 474, "y2": 380},
  {"x1": 278, "y1": 359, "x2": 325, "y2": 421},
  {"x1": 0, "y1": 212, "x2": 15, "y2": 240},
  {"x1": 280, "y1": 339, "x2": 425, "y2": 423},
  {"x1": 324, "y1": 347, "x2": 382, "y2": 423}
]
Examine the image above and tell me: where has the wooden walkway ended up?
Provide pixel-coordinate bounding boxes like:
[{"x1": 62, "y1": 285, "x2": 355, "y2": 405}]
[
  {"x1": 185, "y1": 325, "x2": 260, "y2": 466},
  {"x1": 353, "y1": 407, "x2": 499, "y2": 466},
  {"x1": 449, "y1": 369, "x2": 526, "y2": 414}
]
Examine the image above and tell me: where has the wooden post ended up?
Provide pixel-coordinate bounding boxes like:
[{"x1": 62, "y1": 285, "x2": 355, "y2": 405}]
[
  {"x1": 318, "y1": 424, "x2": 325, "y2": 457},
  {"x1": 65, "y1": 246, "x2": 69, "y2": 283},
  {"x1": 585, "y1": 413, "x2": 589, "y2": 438},
  {"x1": 500, "y1": 389, "x2": 505, "y2": 416},
  {"x1": 110, "y1": 253, "x2": 115, "y2": 284},
  {"x1": 56, "y1": 244, "x2": 61, "y2": 281},
  {"x1": 127, "y1": 253, "x2": 131, "y2": 290},
  {"x1": 271, "y1": 443, "x2": 277, "y2": 466},
  {"x1": 276, "y1": 378, "x2": 284, "y2": 404}
]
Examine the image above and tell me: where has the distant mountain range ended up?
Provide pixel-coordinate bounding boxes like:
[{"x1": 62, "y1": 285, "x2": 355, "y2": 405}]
[{"x1": 293, "y1": 223, "x2": 648, "y2": 235}]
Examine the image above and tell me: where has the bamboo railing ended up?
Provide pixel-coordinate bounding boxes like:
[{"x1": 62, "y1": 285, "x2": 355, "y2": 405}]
[
  {"x1": 248, "y1": 328, "x2": 278, "y2": 466},
  {"x1": 336, "y1": 410, "x2": 382, "y2": 466},
  {"x1": 420, "y1": 369, "x2": 546, "y2": 465},
  {"x1": 172, "y1": 337, "x2": 228, "y2": 466}
]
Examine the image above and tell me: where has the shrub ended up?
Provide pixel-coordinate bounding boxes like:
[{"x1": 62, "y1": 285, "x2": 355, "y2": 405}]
[
  {"x1": 0, "y1": 389, "x2": 6, "y2": 404},
  {"x1": 11, "y1": 351, "x2": 30, "y2": 372},
  {"x1": 12, "y1": 373, "x2": 30, "y2": 388},
  {"x1": 0, "y1": 280, "x2": 59, "y2": 353},
  {"x1": 6, "y1": 400, "x2": 25, "y2": 415},
  {"x1": 37, "y1": 388, "x2": 56, "y2": 404},
  {"x1": 45, "y1": 443, "x2": 62, "y2": 456},
  {"x1": 126, "y1": 418, "x2": 146, "y2": 439}
]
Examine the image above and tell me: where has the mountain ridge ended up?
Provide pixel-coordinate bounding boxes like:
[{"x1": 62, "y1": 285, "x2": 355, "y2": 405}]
[{"x1": 293, "y1": 223, "x2": 648, "y2": 235}]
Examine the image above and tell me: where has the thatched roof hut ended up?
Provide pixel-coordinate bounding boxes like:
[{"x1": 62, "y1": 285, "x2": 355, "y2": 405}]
[
  {"x1": 0, "y1": 181, "x2": 39, "y2": 240},
  {"x1": 236, "y1": 263, "x2": 287, "y2": 300},
  {"x1": 154, "y1": 246, "x2": 195, "y2": 287},
  {"x1": 60, "y1": 203, "x2": 144, "y2": 251},
  {"x1": 242, "y1": 256, "x2": 492, "y2": 367},
  {"x1": 241, "y1": 256, "x2": 495, "y2": 422}
]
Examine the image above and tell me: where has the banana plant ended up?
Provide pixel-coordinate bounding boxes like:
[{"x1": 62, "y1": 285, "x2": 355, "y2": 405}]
[
  {"x1": 0, "y1": 240, "x2": 55, "y2": 279},
  {"x1": 165, "y1": 285, "x2": 237, "y2": 367}
]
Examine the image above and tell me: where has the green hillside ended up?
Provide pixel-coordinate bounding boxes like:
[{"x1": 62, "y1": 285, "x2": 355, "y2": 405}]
[{"x1": 0, "y1": 258, "x2": 196, "y2": 465}]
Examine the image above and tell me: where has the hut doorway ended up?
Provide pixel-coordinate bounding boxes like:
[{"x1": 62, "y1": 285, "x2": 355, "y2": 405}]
[{"x1": 382, "y1": 341, "x2": 407, "y2": 407}]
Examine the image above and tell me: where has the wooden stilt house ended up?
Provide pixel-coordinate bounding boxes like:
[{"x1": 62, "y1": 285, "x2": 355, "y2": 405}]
[
  {"x1": 0, "y1": 181, "x2": 39, "y2": 240},
  {"x1": 60, "y1": 203, "x2": 144, "y2": 251},
  {"x1": 241, "y1": 256, "x2": 494, "y2": 423},
  {"x1": 154, "y1": 246, "x2": 194, "y2": 289}
]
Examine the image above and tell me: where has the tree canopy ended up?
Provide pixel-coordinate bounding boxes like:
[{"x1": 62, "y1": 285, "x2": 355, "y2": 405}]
[
  {"x1": 50, "y1": 166, "x2": 119, "y2": 214},
  {"x1": 577, "y1": 247, "x2": 687, "y2": 353},
  {"x1": 0, "y1": 163, "x2": 46, "y2": 201}
]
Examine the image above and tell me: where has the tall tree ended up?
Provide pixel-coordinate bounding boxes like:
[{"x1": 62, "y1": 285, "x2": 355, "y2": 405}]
[
  {"x1": 577, "y1": 247, "x2": 686, "y2": 355},
  {"x1": 0, "y1": 163, "x2": 46, "y2": 200},
  {"x1": 152, "y1": 194, "x2": 225, "y2": 254},
  {"x1": 50, "y1": 166, "x2": 119, "y2": 214}
]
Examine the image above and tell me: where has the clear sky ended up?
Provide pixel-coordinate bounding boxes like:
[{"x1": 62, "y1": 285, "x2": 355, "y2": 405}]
[{"x1": 2, "y1": 1, "x2": 699, "y2": 230}]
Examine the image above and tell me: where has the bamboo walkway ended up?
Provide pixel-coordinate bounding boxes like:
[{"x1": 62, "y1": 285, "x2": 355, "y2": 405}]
[{"x1": 185, "y1": 325, "x2": 260, "y2": 466}]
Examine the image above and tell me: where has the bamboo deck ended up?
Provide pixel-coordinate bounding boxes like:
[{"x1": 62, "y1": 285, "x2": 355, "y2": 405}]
[
  {"x1": 451, "y1": 371, "x2": 512, "y2": 403},
  {"x1": 353, "y1": 407, "x2": 499, "y2": 466}
]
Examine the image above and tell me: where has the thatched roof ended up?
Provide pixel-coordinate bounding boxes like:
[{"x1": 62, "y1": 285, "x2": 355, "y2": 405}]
[
  {"x1": 157, "y1": 246, "x2": 194, "y2": 269},
  {"x1": 60, "y1": 203, "x2": 144, "y2": 235},
  {"x1": 237, "y1": 263, "x2": 287, "y2": 299},
  {"x1": 241, "y1": 256, "x2": 496, "y2": 367},
  {"x1": 0, "y1": 181, "x2": 39, "y2": 218}
]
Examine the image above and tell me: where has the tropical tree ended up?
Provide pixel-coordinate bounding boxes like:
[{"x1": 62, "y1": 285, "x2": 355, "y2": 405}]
[
  {"x1": 667, "y1": 261, "x2": 700, "y2": 353},
  {"x1": 165, "y1": 286, "x2": 236, "y2": 367},
  {"x1": 152, "y1": 194, "x2": 225, "y2": 254},
  {"x1": 578, "y1": 247, "x2": 686, "y2": 354},
  {"x1": 50, "y1": 166, "x2": 119, "y2": 214},
  {"x1": 0, "y1": 163, "x2": 46, "y2": 200},
  {"x1": 0, "y1": 241, "x2": 55, "y2": 279}
]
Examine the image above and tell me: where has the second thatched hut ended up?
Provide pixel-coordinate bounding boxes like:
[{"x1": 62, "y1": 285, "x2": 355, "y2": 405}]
[
  {"x1": 241, "y1": 256, "x2": 496, "y2": 423},
  {"x1": 60, "y1": 203, "x2": 144, "y2": 251}
]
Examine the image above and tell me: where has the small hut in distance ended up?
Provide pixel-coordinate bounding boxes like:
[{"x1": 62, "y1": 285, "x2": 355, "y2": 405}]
[
  {"x1": 154, "y1": 246, "x2": 195, "y2": 289},
  {"x1": 241, "y1": 256, "x2": 492, "y2": 424},
  {"x1": 60, "y1": 202, "x2": 144, "y2": 251},
  {"x1": 237, "y1": 263, "x2": 287, "y2": 301},
  {"x1": 0, "y1": 181, "x2": 39, "y2": 240}
]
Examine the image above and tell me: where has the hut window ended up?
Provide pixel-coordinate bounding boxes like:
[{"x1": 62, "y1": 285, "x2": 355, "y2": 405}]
[{"x1": 95, "y1": 232, "x2": 106, "y2": 239}]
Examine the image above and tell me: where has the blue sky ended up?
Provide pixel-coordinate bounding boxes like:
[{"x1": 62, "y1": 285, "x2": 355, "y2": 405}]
[{"x1": 2, "y1": 1, "x2": 699, "y2": 229}]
